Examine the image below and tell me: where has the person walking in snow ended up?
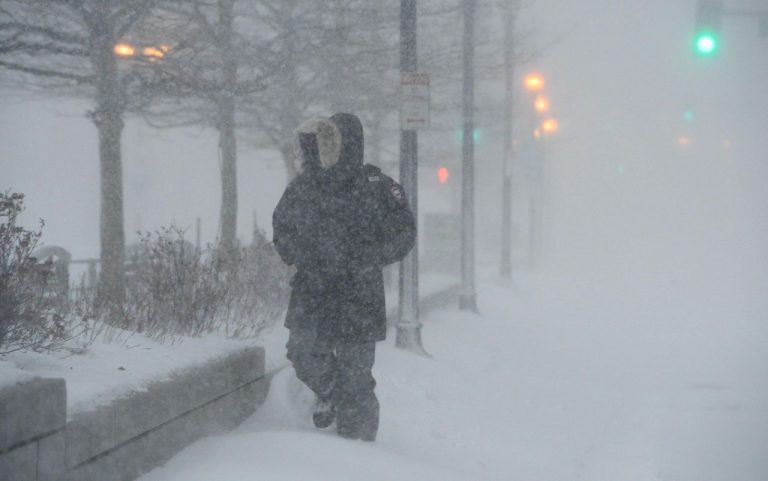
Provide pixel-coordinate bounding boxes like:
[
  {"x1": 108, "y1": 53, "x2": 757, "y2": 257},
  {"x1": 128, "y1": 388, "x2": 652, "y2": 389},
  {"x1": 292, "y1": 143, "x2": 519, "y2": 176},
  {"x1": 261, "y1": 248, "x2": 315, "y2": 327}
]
[{"x1": 272, "y1": 113, "x2": 416, "y2": 441}]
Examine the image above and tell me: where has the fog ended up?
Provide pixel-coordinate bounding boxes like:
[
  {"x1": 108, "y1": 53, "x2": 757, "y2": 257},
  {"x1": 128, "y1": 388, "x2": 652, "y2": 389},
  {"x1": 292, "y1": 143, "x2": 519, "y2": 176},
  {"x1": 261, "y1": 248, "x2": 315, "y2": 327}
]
[
  {"x1": 3, "y1": 0, "x2": 766, "y2": 286},
  {"x1": 1, "y1": 0, "x2": 767, "y2": 478},
  {"x1": 525, "y1": 0, "x2": 768, "y2": 324}
]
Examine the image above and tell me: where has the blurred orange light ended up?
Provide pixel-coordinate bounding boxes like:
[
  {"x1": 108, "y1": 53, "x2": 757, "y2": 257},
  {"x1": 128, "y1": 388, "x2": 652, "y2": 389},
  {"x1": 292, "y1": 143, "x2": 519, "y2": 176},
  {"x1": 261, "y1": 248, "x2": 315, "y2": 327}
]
[
  {"x1": 437, "y1": 166, "x2": 450, "y2": 185},
  {"x1": 113, "y1": 43, "x2": 136, "y2": 57},
  {"x1": 534, "y1": 96, "x2": 550, "y2": 113},
  {"x1": 524, "y1": 72, "x2": 545, "y2": 92},
  {"x1": 541, "y1": 118, "x2": 559, "y2": 134},
  {"x1": 677, "y1": 136, "x2": 691, "y2": 146},
  {"x1": 142, "y1": 46, "x2": 166, "y2": 59},
  {"x1": 533, "y1": 129, "x2": 542, "y2": 139}
]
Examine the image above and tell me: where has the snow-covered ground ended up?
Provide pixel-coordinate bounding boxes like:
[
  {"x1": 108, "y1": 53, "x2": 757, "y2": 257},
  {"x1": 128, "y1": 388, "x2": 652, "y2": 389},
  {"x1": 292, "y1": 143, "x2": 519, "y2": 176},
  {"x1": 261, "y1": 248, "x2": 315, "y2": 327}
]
[{"x1": 138, "y1": 269, "x2": 768, "y2": 481}]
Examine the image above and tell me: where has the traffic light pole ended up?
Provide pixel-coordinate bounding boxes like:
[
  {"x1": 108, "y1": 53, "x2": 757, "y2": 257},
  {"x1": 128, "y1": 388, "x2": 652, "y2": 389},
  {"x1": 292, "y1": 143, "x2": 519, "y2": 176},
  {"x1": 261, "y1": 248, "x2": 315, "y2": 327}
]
[
  {"x1": 459, "y1": 0, "x2": 478, "y2": 312},
  {"x1": 397, "y1": 0, "x2": 425, "y2": 354}
]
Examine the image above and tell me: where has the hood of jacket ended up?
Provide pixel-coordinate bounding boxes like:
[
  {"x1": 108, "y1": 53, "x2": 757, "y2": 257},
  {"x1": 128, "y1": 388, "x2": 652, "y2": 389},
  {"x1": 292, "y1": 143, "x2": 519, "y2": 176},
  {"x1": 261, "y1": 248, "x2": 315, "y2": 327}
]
[
  {"x1": 328, "y1": 112, "x2": 364, "y2": 179},
  {"x1": 294, "y1": 113, "x2": 364, "y2": 181},
  {"x1": 294, "y1": 117, "x2": 342, "y2": 173}
]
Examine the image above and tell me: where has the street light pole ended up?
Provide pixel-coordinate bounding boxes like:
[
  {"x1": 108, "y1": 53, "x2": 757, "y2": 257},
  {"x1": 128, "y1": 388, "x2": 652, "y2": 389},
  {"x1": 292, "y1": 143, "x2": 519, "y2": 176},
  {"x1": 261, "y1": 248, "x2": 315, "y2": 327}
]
[
  {"x1": 459, "y1": 0, "x2": 478, "y2": 311},
  {"x1": 500, "y1": 4, "x2": 517, "y2": 279},
  {"x1": 397, "y1": 0, "x2": 425, "y2": 353}
]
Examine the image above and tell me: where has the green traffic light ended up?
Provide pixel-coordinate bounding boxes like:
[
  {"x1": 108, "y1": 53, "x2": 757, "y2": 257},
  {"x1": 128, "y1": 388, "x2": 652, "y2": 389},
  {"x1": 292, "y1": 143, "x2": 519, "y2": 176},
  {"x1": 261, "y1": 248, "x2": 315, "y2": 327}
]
[
  {"x1": 455, "y1": 129, "x2": 481, "y2": 143},
  {"x1": 695, "y1": 32, "x2": 718, "y2": 55}
]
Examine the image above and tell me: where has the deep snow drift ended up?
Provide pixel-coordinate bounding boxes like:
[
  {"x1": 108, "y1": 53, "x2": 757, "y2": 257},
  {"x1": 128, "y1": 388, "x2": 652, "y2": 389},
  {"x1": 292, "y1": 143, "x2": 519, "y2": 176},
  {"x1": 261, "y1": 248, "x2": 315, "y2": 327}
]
[{"x1": 139, "y1": 270, "x2": 768, "y2": 481}]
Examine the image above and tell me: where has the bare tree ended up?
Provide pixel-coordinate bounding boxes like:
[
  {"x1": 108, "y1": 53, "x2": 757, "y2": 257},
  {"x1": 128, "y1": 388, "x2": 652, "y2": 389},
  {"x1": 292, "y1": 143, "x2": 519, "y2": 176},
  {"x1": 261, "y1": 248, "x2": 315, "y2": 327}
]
[
  {"x1": 0, "y1": 0, "x2": 160, "y2": 308},
  {"x1": 237, "y1": 0, "x2": 401, "y2": 183},
  {"x1": 134, "y1": 0, "x2": 268, "y2": 251}
]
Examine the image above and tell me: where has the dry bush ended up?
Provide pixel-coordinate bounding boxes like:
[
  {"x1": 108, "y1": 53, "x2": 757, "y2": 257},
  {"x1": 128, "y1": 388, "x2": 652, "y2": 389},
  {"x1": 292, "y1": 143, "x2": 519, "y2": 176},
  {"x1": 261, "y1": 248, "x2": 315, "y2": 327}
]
[
  {"x1": 0, "y1": 192, "x2": 66, "y2": 353},
  {"x1": 119, "y1": 225, "x2": 289, "y2": 341},
  {"x1": 218, "y1": 227, "x2": 291, "y2": 338},
  {"x1": 1, "y1": 196, "x2": 289, "y2": 353}
]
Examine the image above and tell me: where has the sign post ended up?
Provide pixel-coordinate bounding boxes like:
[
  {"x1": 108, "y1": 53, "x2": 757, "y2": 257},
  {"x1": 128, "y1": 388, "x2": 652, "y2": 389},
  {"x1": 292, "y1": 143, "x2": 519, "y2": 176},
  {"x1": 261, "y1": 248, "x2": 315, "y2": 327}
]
[{"x1": 397, "y1": 0, "x2": 427, "y2": 354}]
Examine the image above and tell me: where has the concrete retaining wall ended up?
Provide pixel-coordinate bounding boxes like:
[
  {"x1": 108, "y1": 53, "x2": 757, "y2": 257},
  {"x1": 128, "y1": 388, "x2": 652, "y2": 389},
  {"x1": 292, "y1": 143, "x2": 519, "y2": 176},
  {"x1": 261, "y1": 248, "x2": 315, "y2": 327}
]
[
  {"x1": 0, "y1": 346, "x2": 266, "y2": 481},
  {"x1": 0, "y1": 378, "x2": 67, "y2": 481}
]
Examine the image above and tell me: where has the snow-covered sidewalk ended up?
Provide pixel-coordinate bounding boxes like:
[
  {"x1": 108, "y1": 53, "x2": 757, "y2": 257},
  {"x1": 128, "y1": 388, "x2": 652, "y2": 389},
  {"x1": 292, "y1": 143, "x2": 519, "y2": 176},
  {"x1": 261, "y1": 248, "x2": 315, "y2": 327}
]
[{"x1": 138, "y1": 272, "x2": 768, "y2": 481}]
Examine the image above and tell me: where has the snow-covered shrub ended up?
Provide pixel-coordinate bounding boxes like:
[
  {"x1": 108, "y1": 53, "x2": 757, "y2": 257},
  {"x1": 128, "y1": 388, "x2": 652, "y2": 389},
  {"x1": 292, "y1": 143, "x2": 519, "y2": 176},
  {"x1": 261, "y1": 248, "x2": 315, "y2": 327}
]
[
  {"x1": 217, "y1": 227, "x2": 291, "y2": 338},
  {"x1": 120, "y1": 226, "x2": 223, "y2": 339},
  {"x1": 119, "y1": 225, "x2": 289, "y2": 340},
  {"x1": 0, "y1": 192, "x2": 66, "y2": 353}
]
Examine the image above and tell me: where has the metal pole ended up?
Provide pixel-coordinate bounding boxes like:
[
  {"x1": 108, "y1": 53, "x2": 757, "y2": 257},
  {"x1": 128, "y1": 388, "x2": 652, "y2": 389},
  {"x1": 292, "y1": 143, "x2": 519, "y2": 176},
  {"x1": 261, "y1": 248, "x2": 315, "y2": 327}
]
[
  {"x1": 397, "y1": 0, "x2": 424, "y2": 352},
  {"x1": 500, "y1": 5, "x2": 516, "y2": 279},
  {"x1": 459, "y1": 0, "x2": 478, "y2": 311},
  {"x1": 528, "y1": 194, "x2": 537, "y2": 268}
]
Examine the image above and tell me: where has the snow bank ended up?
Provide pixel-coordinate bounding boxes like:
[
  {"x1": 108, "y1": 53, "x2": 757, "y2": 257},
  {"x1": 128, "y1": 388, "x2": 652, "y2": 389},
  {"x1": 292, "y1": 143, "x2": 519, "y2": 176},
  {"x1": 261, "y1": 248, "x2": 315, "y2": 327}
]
[{"x1": 0, "y1": 328, "x2": 255, "y2": 415}]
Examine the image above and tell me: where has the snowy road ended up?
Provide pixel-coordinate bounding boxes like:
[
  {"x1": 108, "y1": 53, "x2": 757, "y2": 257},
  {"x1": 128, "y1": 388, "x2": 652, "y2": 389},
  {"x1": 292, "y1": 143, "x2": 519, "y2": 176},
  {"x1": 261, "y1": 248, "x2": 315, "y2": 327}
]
[{"x1": 140, "y1": 272, "x2": 768, "y2": 481}]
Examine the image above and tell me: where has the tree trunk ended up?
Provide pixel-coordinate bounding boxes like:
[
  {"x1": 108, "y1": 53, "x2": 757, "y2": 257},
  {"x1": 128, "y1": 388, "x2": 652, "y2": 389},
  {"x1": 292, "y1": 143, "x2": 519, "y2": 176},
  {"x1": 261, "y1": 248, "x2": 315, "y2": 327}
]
[
  {"x1": 329, "y1": 0, "x2": 352, "y2": 113},
  {"x1": 276, "y1": 2, "x2": 300, "y2": 185},
  {"x1": 217, "y1": 0, "x2": 238, "y2": 252},
  {"x1": 96, "y1": 107, "x2": 126, "y2": 307},
  {"x1": 218, "y1": 96, "x2": 237, "y2": 251},
  {"x1": 91, "y1": 16, "x2": 126, "y2": 308}
]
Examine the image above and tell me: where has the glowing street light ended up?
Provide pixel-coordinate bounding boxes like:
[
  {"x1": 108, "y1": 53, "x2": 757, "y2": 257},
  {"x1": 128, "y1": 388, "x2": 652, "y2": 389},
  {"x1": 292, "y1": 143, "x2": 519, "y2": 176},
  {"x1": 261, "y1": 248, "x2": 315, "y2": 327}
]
[
  {"x1": 523, "y1": 72, "x2": 545, "y2": 92},
  {"x1": 113, "y1": 43, "x2": 136, "y2": 58},
  {"x1": 534, "y1": 95, "x2": 550, "y2": 114},
  {"x1": 142, "y1": 45, "x2": 168, "y2": 59},
  {"x1": 541, "y1": 118, "x2": 559, "y2": 135},
  {"x1": 114, "y1": 42, "x2": 170, "y2": 60}
]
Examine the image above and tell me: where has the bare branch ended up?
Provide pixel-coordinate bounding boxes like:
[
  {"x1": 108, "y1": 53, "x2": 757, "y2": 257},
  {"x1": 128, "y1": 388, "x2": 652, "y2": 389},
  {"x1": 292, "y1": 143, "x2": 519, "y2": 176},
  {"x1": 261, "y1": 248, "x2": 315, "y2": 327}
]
[{"x1": 0, "y1": 59, "x2": 93, "y2": 83}]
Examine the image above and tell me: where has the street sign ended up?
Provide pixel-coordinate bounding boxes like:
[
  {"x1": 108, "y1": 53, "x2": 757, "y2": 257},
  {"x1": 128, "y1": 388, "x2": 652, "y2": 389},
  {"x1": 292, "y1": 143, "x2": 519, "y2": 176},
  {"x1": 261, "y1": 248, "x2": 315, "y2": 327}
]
[{"x1": 400, "y1": 73, "x2": 430, "y2": 130}]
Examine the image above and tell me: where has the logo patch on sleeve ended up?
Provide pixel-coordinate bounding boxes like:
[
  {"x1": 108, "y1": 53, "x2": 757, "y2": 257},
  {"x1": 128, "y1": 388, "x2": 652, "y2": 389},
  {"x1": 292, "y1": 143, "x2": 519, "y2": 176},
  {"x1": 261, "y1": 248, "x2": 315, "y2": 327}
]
[{"x1": 390, "y1": 184, "x2": 405, "y2": 202}]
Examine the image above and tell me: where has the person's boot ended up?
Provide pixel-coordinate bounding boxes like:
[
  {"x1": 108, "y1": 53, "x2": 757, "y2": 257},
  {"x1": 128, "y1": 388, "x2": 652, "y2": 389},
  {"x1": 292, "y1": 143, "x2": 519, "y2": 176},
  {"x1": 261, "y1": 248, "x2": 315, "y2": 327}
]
[
  {"x1": 312, "y1": 397, "x2": 336, "y2": 429},
  {"x1": 336, "y1": 401, "x2": 378, "y2": 441}
]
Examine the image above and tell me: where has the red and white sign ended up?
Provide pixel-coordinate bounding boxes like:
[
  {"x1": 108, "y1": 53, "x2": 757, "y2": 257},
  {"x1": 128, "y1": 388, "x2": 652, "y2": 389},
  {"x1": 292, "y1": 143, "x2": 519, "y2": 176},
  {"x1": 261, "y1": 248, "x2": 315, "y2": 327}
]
[{"x1": 400, "y1": 73, "x2": 430, "y2": 130}]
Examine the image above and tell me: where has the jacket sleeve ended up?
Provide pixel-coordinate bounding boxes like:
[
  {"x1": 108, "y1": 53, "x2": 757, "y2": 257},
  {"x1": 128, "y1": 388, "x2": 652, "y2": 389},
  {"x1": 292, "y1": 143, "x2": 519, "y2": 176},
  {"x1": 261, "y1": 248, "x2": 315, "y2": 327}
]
[
  {"x1": 378, "y1": 178, "x2": 416, "y2": 267},
  {"x1": 272, "y1": 182, "x2": 301, "y2": 266}
]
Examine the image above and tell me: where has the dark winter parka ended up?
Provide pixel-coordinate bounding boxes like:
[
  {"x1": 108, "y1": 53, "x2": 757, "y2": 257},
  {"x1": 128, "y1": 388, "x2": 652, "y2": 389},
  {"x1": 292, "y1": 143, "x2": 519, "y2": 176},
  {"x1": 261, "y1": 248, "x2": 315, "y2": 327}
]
[{"x1": 272, "y1": 113, "x2": 416, "y2": 343}]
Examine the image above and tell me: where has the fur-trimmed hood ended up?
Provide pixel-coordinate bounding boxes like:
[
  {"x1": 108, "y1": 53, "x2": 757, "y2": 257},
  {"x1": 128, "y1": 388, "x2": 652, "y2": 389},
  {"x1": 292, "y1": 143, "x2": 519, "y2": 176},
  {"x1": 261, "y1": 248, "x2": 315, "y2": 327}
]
[
  {"x1": 295, "y1": 117, "x2": 342, "y2": 172},
  {"x1": 294, "y1": 113, "x2": 364, "y2": 179}
]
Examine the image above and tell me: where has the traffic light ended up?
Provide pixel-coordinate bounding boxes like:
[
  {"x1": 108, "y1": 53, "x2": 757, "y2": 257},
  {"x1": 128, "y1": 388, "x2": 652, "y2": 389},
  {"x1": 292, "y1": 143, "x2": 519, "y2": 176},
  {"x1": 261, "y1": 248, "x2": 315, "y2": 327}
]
[
  {"x1": 437, "y1": 166, "x2": 450, "y2": 185},
  {"x1": 455, "y1": 129, "x2": 481, "y2": 143},
  {"x1": 694, "y1": 0, "x2": 723, "y2": 56}
]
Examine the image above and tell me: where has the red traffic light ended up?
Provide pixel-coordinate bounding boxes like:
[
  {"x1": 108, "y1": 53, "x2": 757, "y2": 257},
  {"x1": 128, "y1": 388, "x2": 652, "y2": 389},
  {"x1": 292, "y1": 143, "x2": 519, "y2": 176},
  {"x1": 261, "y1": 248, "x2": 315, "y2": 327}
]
[{"x1": 437, "y1": 166, "x2": 450, "y2": 185}]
